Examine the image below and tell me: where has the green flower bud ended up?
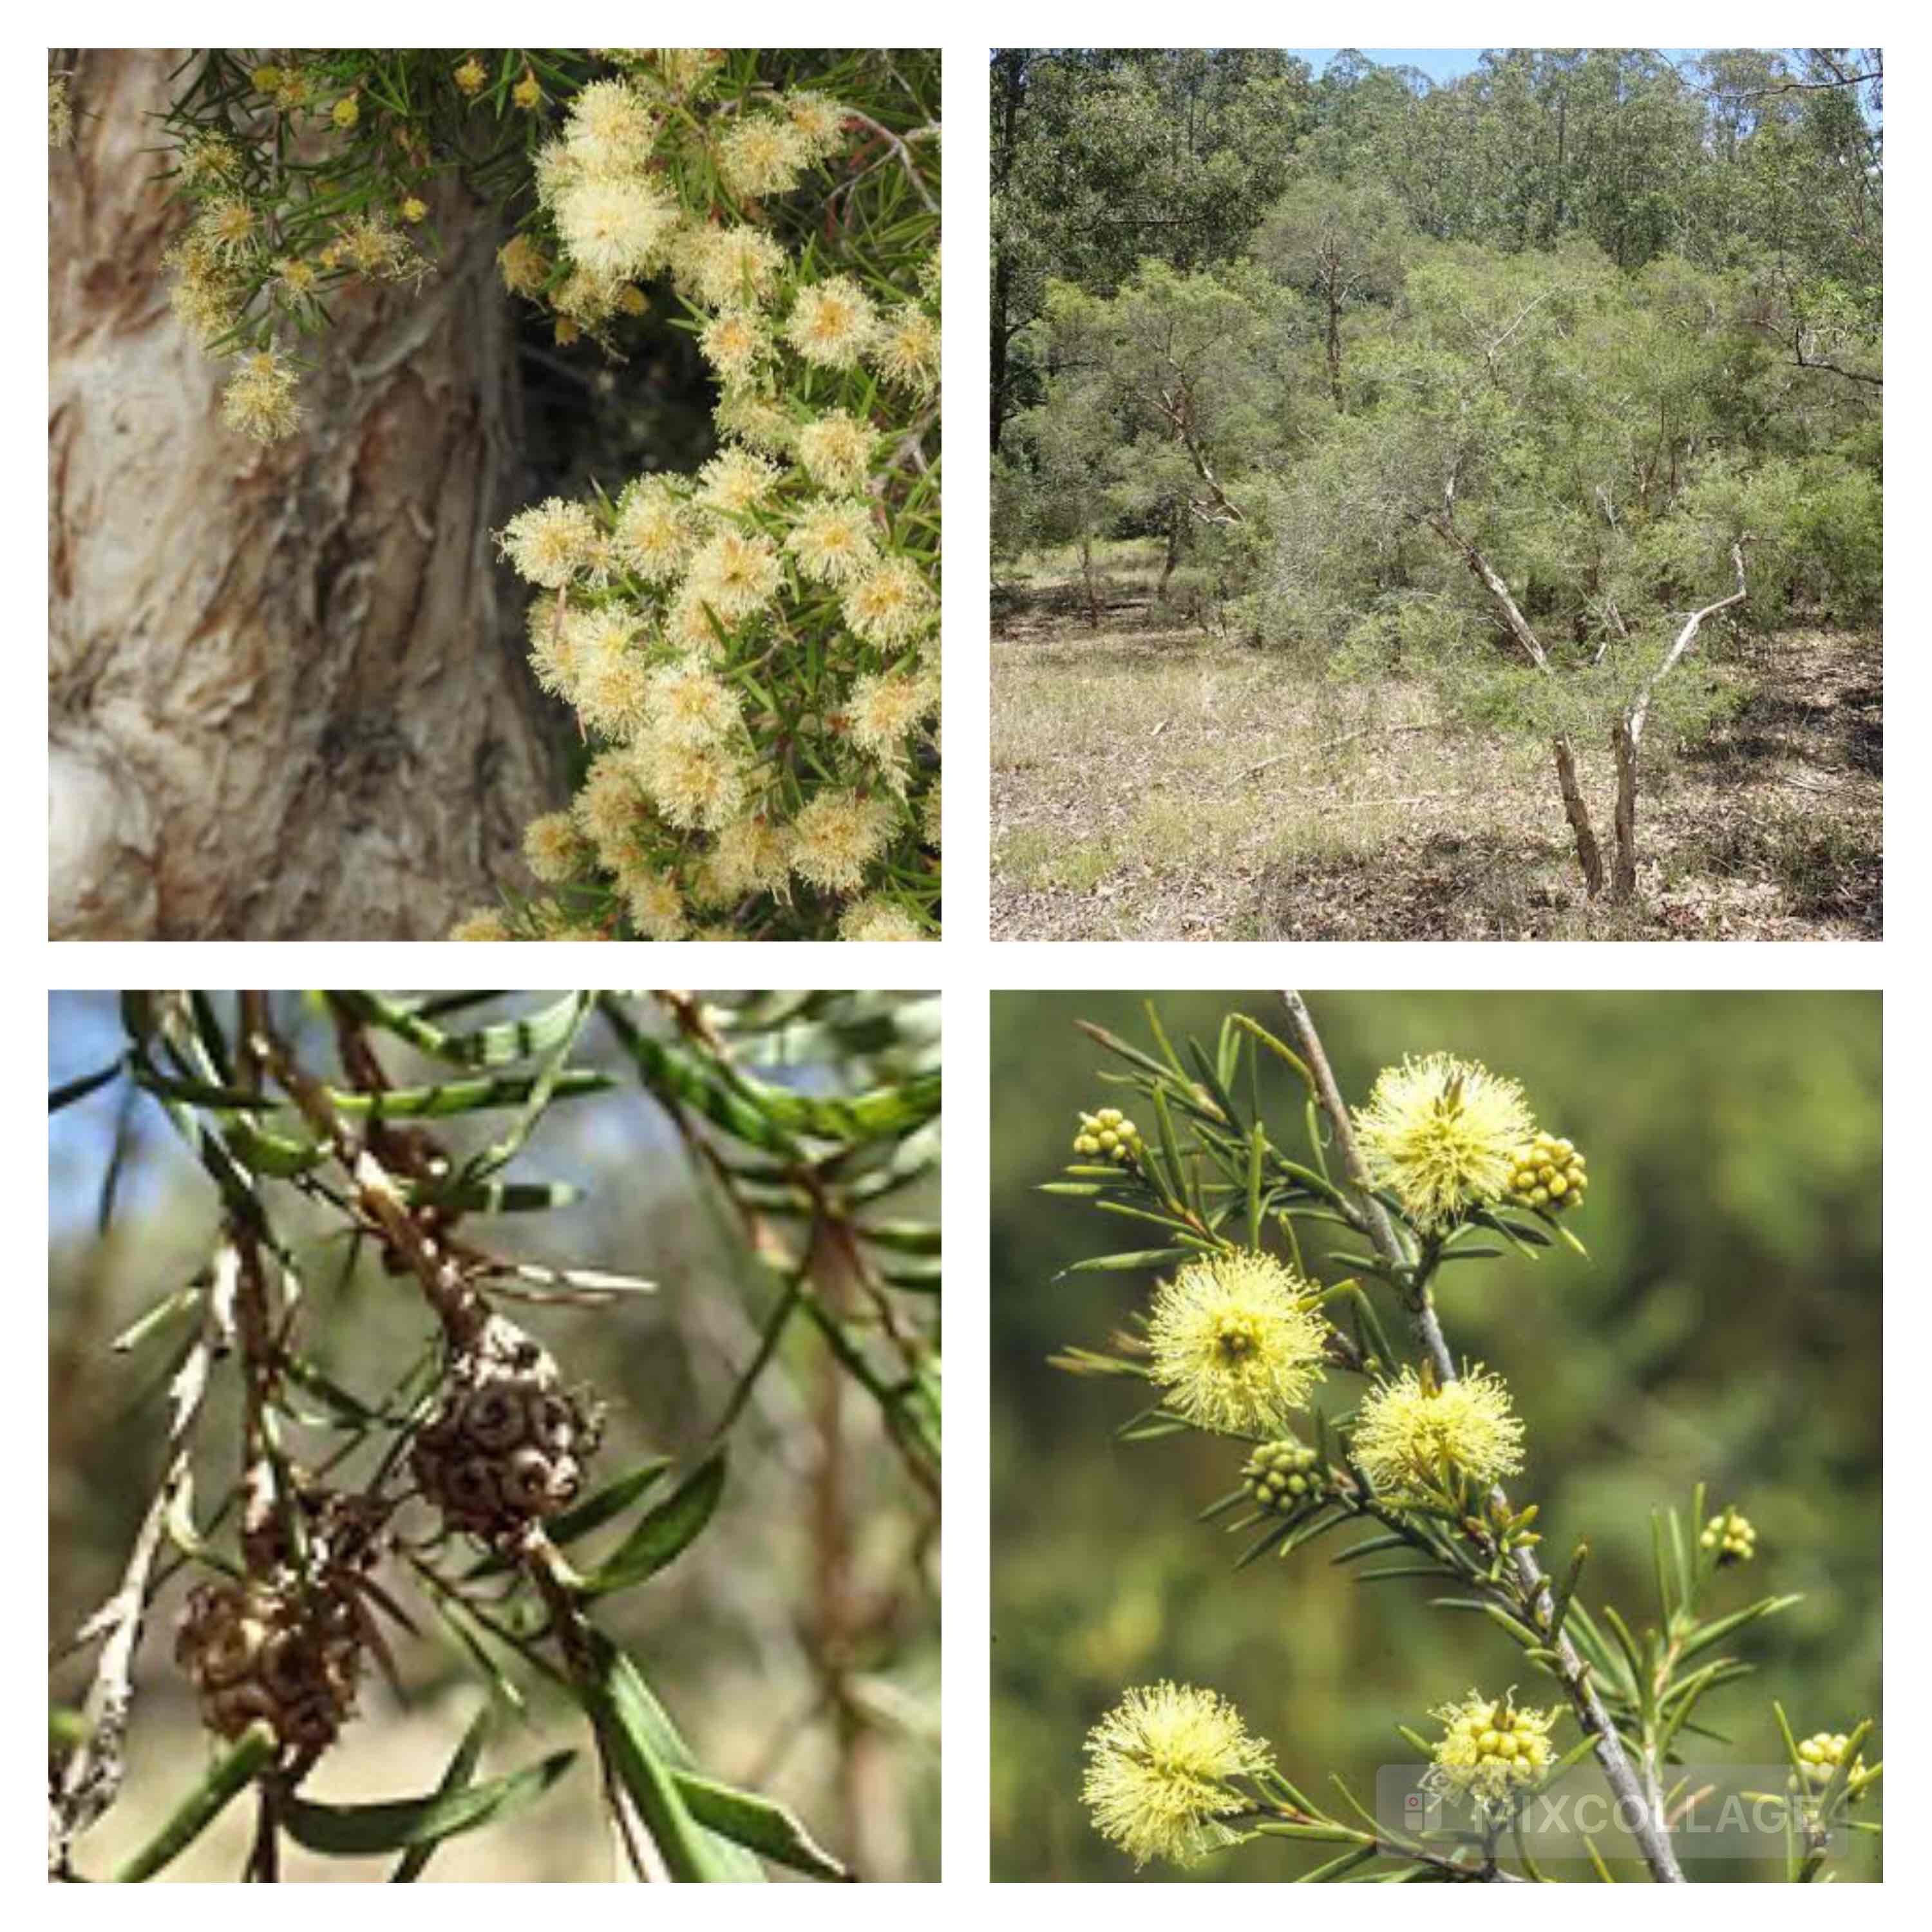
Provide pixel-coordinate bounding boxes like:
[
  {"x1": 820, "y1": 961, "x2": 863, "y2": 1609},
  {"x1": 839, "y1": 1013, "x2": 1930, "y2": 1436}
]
[{"x1": 1507, "y1": 1131, "x2": 1588, "y2": 1215}]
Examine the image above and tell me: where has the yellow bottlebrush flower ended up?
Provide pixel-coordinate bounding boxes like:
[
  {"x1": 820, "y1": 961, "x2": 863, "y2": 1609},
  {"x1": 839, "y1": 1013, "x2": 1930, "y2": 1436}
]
[
  {"x1": 513, "y1": 71, "x2": 544, "y2": 112},
  {"x1": 164, "y1": 236, "x2": 244, "y2": 344},
  {"x1": 500, "y1": 497, "x2": 600, "y2": 589},
  {"x1": 400, "y1": 196, "x2": 428, "y2": 224},
  {"x1": 847, "y1": 668, "x2": 935, "y2": 768},
  {"x1": 273, "y1": 256, "x2": 318, "y2": 298},
  {"x1": 332, "y1": 95, "x2": 359, "y2": 130},
  {"x1": 712, "y1": 815, "x2": 793, "y2": 896},
  {"x1": 1145, "y1": 1251, "x2": 1329, "y2": 1437},
  {"x1": 614, "y1": 477, "x2": 695, "y2": 582},
  {"x1": 339, "y1": 214, "x2": 415, "y2": 280},
  {"x1": 784, "y1": 275, "x2": 878, "y2": 369},
  {"x1": 1428, "y1": 1691, "x2": 1560, "y2": 1817},
  {"x1": 1506, "y1": 1131, "x2": 1587, "y2": 1214},
  {"x1": 843, "y1": 557, "x2": 936, "y2": 647},
  {"x1": 198, "y1": 196, "x2": 258, "y2": 265},
  {"x1": 786, "y1": 500, "x2": 878, "y2": 586},
  {"x1": 557, "y1": 176, "x2": 677, "y2": 281},
  {"x1": 220, "y1": 348, "x2": 303, "y2": 443},
  {"x1": 1082, "y1": 1681, "x2": 1272, "y2": 1869},
  {"x1": 533, "y1": 140, "x2": 583, "y2": 209},
  {"x1": 698, "y1": 310, "x2": 769, "y2": 382},
  {"x1": 790, "y1": 790, "x2": 895, "y2": 895},
  {"x1": 650, "y1": 48, "x2": 726, "y2": 99},
  {"x1": 448, "y1": 908, "x2": 509, "y2": 941},
  {"x1": 522, "y1": 811, "x2": 585, "y2": 885},
  {"x1": 875, "y1": 306, "x2": 941, "y2": 395},
  {"x1": 1353, "y1": 1052, "x2": 1535, "y2": 1230},
  {"x1": 838, "y1": 898, "x2": 927, "y2": 942},
  {"x1": 626, "y1": 871, "x2": 688, "y2": 941},
  {"x1": 797, "y1": 410, "x2": 878, "y2": 495},
  {"x1": 176, "y1": 131, "x2": 241, "y2": 186},
  {"x1": 453, "y1": 57, "x2": 487, "y2": 97},
  {"x1": 251, "y1": 66, "x2": 283, "y2": 94},
  {"x1": 1701, "y1": 1507, "x2": 1756, "y2": 1565},
  {"x1": 685, "y1": 529, "x2": 783, "y2": 622},
  {"x1": 685, "y1": 224, "x2": 786, "y2": 310},
  {"x1": 1351, "y1": 1364, "x2": 1524, "y2": 1496},
  {"x1": 696, "y1": 447, "x2": 782, "y2": 516},
  {"x1": 718, "y1": 115, "x2": 809, "y2": 198}
]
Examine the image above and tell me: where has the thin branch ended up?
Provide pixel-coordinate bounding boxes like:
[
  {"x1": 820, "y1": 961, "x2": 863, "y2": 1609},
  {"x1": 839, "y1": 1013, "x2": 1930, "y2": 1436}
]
[{"x1": 1278, "y1": 992, "x2": 1687, "y2": 1885}]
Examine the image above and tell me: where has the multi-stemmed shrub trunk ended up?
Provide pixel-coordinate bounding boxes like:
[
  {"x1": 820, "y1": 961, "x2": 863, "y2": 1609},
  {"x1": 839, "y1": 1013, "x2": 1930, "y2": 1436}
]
[
  {"x1": 1438, "y1": 515, "x2": 1751, "y2": 905},
  {"x1": 48, "y1": 50, "x2": 557, "y2": 939}
]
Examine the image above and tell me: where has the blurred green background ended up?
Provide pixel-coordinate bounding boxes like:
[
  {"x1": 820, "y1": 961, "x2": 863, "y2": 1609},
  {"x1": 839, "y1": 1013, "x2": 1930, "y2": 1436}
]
[
  {"x1": 992, "y1": 990, "x2": 1880, "y2": 1882},
  {"x1": 50, "y1": 990, "x2": 938, "y2": 1882}
]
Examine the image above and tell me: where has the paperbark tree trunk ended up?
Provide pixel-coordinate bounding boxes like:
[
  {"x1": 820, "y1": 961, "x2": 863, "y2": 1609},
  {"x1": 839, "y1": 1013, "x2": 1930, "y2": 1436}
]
[{"x1": 49, "y1": 50, "x2": 560, "y2": 939}]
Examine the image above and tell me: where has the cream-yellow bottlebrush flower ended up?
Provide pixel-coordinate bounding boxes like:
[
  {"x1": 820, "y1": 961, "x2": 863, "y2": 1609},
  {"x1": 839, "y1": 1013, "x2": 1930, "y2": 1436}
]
[
  {"x1": 875, "y1": 306, "x2": 941, "y2": 395},
  {"x1": 848, "y1": 668, "x2": 936, "y2": 769},
  {"x1": 220, "y1": 349, "x2": 303, "y2": 443},
  {"x1": 522, "y1": 811, "x2": 585, "y2": 886},
  {"x1": 556, "y1": 175, "x2": 678, "y2": 281},
  {"x1": 572, "y1": 752, "x2": 652, "y2": 868},
  {"x1": 448, "y1": 907, "x2": 509, "y2": 942},
  {"x1": 563, "y1": 78, "x2": 657, "y2": 173},
  {"x1": 797, "y1": 410, "x2": 878, "y2": 494},
  {"x1": 1352, "y1": 1052, "x2": 1535, "y2": 1230},
  {"x1": 498, "y1": 233, "x2": 550, "y2": 297},
  {"x1": 1082, "y1": 1681, "x2": 1273, "y2": 1869},
  {"x1": 786, "y1": 500, "x2": 878, "y2": 586},
  {"x1": 500, "y1": 497, "x2": 600, "y2": 589},
  {"x1": 712, "y1": 815, "x2": 793, "y2": 896},
  {"x1": 634, "y1": 731, "x2": 745, "y2": 832},
  {"x1": 698, "y1": 310, "x2": 770, "y2": 383},
  {"x1": 838, "y1": 898, "x2": 927, "y2": 942},
  {"x1": 625, "y1": 871, "x2": 688, "y2": 941},
  {"x1": 1145, "y1": 1251, "x2": 1329, "y2": 1436},
  {"x1": 713, "y1": 385, "x2": 793, "y2": 454},
  {"x1": 784, "y1": 276, "x2": 879, "y2": 369},
  {"x1": 696, "y1": 447, "x2": 782, "y2": 516},
  {"x1": 783, "y1": 91, "x2": 849, "y2": 162},
  {"x1": 684, "y1": 225, "x2": 787, "y2": 310},
  {"x1": 1351, "y1": 1364, "x2": 1524, "y2": 1495},
  {"x1": 791, "y1": 790, "x2": 895, "y2": 895},
  {"x1": 646, "y1": 659, "x2": 742, "y2": 749},
  {"x1": 50, "y1": 74, "x2": 72, "y2": 149},
  {"x1": 614, "y1": 477, "x2": 695, "y2": 582},
  {"x1": 719, "y1": 115, "x2": 809, "y2": 198},
  {"x1": 685, "y1": 529, "x2": 783, "y2": 622},
  {"x1": 843, "y1": 557, "x2": 936, "y2": 647},
  {"x1": 1427, "y1": 1691, "x2": 1560, "y2": 1818}
]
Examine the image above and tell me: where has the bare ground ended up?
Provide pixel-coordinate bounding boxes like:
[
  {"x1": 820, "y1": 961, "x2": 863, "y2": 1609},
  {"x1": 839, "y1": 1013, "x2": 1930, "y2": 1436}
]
[{"x1": 990, "y1": 569, "x2": 1881, "y2": 942}]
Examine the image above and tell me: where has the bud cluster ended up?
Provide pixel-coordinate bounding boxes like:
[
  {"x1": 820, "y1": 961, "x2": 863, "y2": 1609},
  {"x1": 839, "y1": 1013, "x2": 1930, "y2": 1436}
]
[
  {"x1": 1701, "y1": 1506, "x2": 1757, "y2": 1564},
  {"x1": 1072, "y1": 1107, "x2": 1144, "y2": 1167},
  {"x1": 1241, "y1": 1437, "x2": 1326, "y2": 1515},
  {"x1": 1506, "y1": 1132, "x2": 1587, "y2": 1213}
]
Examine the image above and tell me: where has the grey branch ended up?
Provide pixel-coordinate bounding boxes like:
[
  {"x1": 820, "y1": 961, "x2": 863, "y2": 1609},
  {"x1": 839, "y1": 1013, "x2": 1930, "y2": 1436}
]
[{"x1": 1278, "y1": 992, "x2": 1689, "y2": 1884}]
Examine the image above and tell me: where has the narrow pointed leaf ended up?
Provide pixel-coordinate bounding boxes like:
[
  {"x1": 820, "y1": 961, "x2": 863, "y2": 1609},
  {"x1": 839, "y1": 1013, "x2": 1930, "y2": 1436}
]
[
  {"x1": 115, "y1": 1723, "x2": 276, "y2": 1880},
  {"x1": 281, "y1": 1748, "x2": 574, "y2": 1855},
  {"x1": 581, "y1": 1452, "x2": 726, "y2": 1597}
]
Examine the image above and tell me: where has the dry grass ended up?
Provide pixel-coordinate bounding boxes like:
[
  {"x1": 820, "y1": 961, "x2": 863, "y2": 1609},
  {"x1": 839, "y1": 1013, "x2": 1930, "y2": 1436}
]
[{"x1": 990, "y1": 549, "x2": 1882, "y2": 941}]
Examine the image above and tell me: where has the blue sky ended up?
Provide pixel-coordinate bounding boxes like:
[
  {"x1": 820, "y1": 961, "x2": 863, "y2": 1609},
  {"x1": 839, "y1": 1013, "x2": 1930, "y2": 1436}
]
[{"x1": 1291, "y1": 48, "x2": 1707, "y2": 86}]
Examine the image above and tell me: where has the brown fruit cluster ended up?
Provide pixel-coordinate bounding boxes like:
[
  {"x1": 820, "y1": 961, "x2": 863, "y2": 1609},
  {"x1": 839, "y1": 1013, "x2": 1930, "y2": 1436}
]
[
  {"x1": 410, "y1": 1318, "x2": 601, "y2": 1540},
  {"x1": 175, "y1": 1577, "x2": 362, "y2": 1750}
]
